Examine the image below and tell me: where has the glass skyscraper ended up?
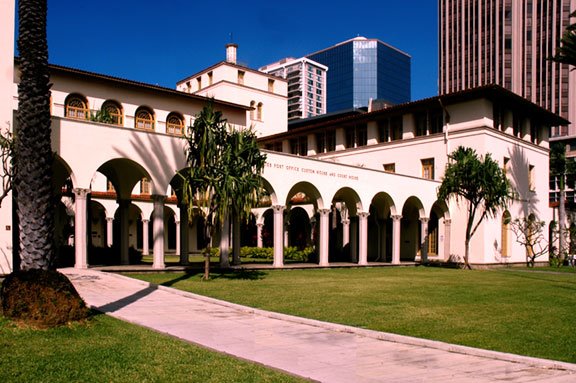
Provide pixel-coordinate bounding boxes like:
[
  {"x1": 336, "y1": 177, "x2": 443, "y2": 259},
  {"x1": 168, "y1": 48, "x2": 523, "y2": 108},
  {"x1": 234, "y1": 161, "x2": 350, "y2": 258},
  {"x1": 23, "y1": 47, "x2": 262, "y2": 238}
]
[{"x1": 306, "y1": 37, "x2": 411, "y2": 113}]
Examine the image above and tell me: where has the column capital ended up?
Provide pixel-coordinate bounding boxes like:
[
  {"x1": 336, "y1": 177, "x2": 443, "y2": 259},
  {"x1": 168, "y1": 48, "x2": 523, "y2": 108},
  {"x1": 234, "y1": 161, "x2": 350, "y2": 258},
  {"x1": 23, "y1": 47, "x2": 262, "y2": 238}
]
[
  {"x1": 392, "y1": 215, "x2": 403, "y2": 221},
  {"x1": 341, "y1": 219, "x2": 350, "y2": 225},
  {"x1": 358, "y1": 211, "x2": 370, "y2": 219},
  {"x1": 73, "y1": 188, "x2": 91, "y2": 198},
  {"x1": 420, "y1": 217, "x2": 430, "y2": 224},
  {"x1": 142, "y1": 218, "x2": 150, "y2": 224},
  {"x1": 256, "y1": 222, "x2": 264, "y2": 228},
  {"x1": 318, "y1": 208, "x2": 331, "y2": 216},
  {"x1": 444, "y1": 219, "x2": 452, "y2": 225},
  {"x1": 272, "y1": 205, "x2": 285, "y2": 213},
  {"x1": 106, "y1": 217, "x2": 114, "y2": 222}
]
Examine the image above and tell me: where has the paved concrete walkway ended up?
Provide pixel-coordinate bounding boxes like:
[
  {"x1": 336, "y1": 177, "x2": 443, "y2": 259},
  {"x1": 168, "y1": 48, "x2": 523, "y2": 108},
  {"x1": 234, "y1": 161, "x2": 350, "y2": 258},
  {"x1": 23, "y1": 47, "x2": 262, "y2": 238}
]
[{"x1": 61, "y1": 268, "x2": 576, "y2": 383}]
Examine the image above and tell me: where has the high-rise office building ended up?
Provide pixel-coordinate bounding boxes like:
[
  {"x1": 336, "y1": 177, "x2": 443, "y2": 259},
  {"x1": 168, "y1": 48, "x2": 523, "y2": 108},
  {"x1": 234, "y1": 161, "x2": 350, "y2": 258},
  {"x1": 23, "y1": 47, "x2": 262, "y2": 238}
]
[
  {"x1": 439, "y1": 0, "x2": 576, "y2": 141},
  {"x1": 260, "y1": 57, "x2": 328, "y2": 120},
  {"x1": 306, "y1": 37, "x2": 411, "y2": 113}
]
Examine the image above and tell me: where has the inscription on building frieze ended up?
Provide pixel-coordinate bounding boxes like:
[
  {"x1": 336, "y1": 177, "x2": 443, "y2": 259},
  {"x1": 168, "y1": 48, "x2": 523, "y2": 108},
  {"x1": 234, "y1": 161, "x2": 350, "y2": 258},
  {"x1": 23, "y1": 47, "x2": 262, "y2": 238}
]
[{"x1": 265, "y1": 161, "x2": 359, "y2": 181}]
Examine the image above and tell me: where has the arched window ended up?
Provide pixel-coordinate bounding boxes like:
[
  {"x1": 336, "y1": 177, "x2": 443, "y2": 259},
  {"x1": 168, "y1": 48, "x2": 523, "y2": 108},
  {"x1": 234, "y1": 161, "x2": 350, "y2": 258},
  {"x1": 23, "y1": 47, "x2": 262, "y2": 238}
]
[
  {"x1": 257, "y1": 102, "x2": 263, "y2": 121},
  {"x1": 135, "y1": 107, "x2": 154, "y2": 130},
  {"x1": 249, "y1": 101, "x2": 256, "y2": 120},
  {"x1": 101, "y1": 100, "x2": 123, "y2": 125},
  {"x1": 65, "y1": 94, "x2": 89, "y2": 119},
  {"x1": 166, "y1": 112, "x2": 184, "y2": 135},
  {"x1": 501, "y1": 211, "x2": 511, "y2": 258}
]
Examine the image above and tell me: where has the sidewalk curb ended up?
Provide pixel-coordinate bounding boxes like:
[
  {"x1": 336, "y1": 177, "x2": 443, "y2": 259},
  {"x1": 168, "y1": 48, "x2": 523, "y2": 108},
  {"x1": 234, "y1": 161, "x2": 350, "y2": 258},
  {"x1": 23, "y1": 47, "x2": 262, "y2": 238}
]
[{"x1": 73, "y1": 269, "x2": 576, "y2": 374}]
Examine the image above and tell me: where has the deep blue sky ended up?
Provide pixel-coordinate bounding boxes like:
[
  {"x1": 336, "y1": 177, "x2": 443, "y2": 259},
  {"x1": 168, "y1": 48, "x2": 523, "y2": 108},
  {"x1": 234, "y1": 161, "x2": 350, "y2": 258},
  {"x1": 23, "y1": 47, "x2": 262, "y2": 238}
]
[{"x1": 19, "y1": 0, "x2": 439, "y2": 101}]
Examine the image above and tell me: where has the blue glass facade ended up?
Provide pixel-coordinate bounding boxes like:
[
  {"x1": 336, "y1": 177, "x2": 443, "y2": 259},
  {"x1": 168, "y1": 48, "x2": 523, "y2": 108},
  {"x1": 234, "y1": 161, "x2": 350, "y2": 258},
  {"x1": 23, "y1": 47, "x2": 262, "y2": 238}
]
[{"x1": 307, "y1": 38, "x2": 410, "y2": 113}]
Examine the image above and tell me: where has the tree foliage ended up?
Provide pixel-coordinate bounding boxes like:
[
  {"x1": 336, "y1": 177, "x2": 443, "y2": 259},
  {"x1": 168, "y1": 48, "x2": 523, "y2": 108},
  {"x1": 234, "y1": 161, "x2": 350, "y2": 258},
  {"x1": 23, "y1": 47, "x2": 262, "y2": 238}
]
[
  {"x1": 179, "y1": 101, "x2": 266, "y2": 278},
  {"x1": 510, "y1": 215, "x2": 548, "y2": 267},
  {"x1": 0, "y1": 125, "x2": 13, "y2": 207},
  {"x1": 437, "y1": 146, "x2": 510, "y2": 268},
  {"x1": 552, "y1": 11, "x2": 576, "y2": 68},
  {"x1": 549, "y1": 142, "x2": 576, "y2": 262}
]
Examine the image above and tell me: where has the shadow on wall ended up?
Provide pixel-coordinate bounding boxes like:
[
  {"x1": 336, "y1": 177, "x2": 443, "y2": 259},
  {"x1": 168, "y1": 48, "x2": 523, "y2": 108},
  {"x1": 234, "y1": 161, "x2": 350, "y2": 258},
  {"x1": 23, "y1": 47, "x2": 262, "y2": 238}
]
[{"x1": 507, "y1": 144, "x2": 540, "y2": 218}]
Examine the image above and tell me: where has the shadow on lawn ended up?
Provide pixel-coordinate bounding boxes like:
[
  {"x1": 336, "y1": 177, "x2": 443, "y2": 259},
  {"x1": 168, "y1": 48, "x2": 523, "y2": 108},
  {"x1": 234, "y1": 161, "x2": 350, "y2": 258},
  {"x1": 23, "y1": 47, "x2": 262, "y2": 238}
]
[
  {"x1": 158, "y1": 269, "x2": 268, "y2": 287},
  {"x1": 494, "y1": 269, "x2": 576, "y2": 290}
]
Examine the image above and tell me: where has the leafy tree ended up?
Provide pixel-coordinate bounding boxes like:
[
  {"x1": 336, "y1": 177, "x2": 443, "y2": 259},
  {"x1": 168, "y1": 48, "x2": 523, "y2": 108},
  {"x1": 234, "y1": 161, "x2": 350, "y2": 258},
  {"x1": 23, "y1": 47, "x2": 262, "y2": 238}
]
[
  {"x1": 180, "y1": 102, "x2": 266, "y2": 279},
  {"x1": 437, "y1": 146, "x2": 511, "y2": 268},
  {"x1": 0, "y1": 125, "x2": 13, "y2": 207},
  {"x1": 552, "y1": 11, "x2": 576, "y2": 67},
  {"x1": 510, "y1": 214, "x2": 548, "y2": 267}
]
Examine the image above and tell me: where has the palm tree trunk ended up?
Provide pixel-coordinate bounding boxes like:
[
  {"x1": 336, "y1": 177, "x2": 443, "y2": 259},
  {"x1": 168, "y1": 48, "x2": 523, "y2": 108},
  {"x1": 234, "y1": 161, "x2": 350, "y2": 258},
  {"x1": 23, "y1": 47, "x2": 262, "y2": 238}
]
[
  {"x1": 232, "y1": 214, "x2": 241, "y2": 265},
  {"x1": 15, "y1": 0, "x2": 54, "y2": 271}
]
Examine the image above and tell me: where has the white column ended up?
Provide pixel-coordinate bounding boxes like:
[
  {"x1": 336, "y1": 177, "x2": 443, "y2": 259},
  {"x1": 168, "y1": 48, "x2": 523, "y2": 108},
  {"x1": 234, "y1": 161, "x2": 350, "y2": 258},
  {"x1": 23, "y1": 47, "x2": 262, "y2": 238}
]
[
  {"x1": 73, "y1": 188, "x2": 89, "y2": 269},
  {"x1": 319, "y1": 209, "x2": 330, "y2": 266},
  {"x1": 358, "y1": 212, "x2": 369, "y2": 265},
  {"x1": 152, "y1": 195, "x2": 165, "y2": 269},
  {"x1": 420, "y1": 217, "x2": 429, "y2": 263},
  {"x1": 272, "y1": 205, "x2": 284, "y2": 267},
  {"x1": 256, "y1": 223, "x2": 263, "y2": 248},
  {"x1": 443, "y1": 219, "x2": 451, "y2": 261},
  {"x1": 179, "y1": 205, "x2": 189, "y2": 265},
  {"x1": 106, "y1": 217, "x2": 113, "y2": 248},
  {"x1": 142, "y1": 219, "x2": 149, "y2": 256},
  {"x1": 392, "y1": 215, "x2": 402, "y2": 264},
  {"x1": 342, "y1": 219, "x2": 350, "y2": 248},
  {"x1": 119, "y1": 199, "x2": 130, "y2": 265}
]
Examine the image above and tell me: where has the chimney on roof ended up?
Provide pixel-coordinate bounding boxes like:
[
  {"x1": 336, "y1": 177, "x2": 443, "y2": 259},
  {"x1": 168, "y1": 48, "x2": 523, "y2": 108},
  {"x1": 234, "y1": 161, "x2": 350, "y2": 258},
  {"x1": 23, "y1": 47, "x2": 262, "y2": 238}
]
[{"x1": 226, "y1": 43, "x2": 238, "y2": 64}]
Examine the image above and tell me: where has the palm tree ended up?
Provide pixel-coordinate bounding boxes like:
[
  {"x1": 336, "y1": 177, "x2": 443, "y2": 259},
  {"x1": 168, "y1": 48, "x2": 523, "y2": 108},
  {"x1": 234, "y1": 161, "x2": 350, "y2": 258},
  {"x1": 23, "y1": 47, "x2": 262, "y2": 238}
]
[
  {"x1": 1, "y1": 0, "x2": 89, "y2": 327},
  {"x1": 180, "y1": 101, "x2": 266, "y2": 278},
  {"x1": 553, "y1": 11, "x2": 576, "y2": 67},
  {"x1": 549, "y1": 142, "x2": 576, "y2": 263},
  {"x1": 224, "y1": 128, "x2": 266, "y2": 265},
  {"x1": 15, "y1": 0, "x2": 54, "y2": 270},
  {"x1": 438, "y1": 146, "x2": 510, "y2": 268}
]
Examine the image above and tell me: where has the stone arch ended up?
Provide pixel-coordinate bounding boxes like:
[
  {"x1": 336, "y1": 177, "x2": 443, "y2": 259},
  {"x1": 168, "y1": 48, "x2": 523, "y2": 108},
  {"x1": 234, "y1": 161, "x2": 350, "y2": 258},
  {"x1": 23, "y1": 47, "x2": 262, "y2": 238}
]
[
  {"x1": 400, "y1": 196, "x2": 426, "y2": 261},
  {"x1": 368, "y1": 192, "x2": 397, "y2": 263},
  {"x1": 330, "y1": 187, "x2": 363, "y2": 262},
  {"x1": 95, "y1": 158, "x2": 152, "y2": 200},
  {"x1": 286, "y1": 181, "x2": 324, "y2": 210}
]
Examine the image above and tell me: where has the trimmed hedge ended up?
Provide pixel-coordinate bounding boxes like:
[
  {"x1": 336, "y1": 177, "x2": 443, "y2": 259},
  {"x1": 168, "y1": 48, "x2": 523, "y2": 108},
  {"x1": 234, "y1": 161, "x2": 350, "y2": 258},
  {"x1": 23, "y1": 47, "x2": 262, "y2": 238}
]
[{"x1": 240, "y1": 246, "x2": 315, "y2": 262}]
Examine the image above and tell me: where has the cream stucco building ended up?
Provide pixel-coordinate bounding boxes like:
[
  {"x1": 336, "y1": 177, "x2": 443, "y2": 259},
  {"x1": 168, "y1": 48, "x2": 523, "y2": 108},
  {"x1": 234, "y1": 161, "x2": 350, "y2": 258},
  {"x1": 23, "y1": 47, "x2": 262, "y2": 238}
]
[{"x1": 0, "y1": 0, "x2": 566, "y2": 273}]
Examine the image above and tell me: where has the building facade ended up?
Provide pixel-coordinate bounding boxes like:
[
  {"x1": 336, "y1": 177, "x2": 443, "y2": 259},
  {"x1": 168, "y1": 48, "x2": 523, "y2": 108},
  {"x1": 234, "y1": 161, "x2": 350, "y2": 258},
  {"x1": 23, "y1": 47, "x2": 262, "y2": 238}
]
[
  {"x1": 439, "y1": 0, "x2": 576, "y2": 143},
  {"x1": 260, "y1": 57, "x2": 328, "y2": 121},
  {"x1": 306, "y1": 37, "x2": 411, "y2": 113},
  {"x1": 176, "y1": 44, "x2": 288, "y2": 137},
  {"x1": 0, "y1": 0, "x2": 564, "y2": 273}
]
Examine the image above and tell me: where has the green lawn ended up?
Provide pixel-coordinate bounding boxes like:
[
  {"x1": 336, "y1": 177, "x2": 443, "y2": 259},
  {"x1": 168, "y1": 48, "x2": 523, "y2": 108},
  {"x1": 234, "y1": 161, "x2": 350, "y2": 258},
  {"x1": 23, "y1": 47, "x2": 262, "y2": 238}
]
[
  {"x1": 0, "y1": 314, "x2": 307, "y2": 383},
  {"x1": 131, "y1": 267, "x2": 576, "y2": 364}
]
